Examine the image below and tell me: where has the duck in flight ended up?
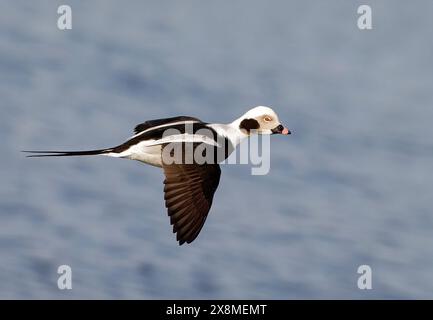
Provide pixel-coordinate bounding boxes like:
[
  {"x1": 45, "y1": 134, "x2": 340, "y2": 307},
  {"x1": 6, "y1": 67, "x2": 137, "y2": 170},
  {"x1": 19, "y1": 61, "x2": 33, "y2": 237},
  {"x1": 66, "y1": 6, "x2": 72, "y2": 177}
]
[{"x1": 24, "y1": 106, "x2": 291, "y2": 245}]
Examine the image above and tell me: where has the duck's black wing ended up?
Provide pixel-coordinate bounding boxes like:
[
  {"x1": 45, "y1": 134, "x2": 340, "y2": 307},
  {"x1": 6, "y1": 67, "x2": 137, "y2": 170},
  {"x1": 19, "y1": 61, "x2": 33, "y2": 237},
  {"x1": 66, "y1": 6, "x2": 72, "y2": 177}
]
[
  {"x1": 134, "y1": 116, "x2": 202, "y2": 134},
  {"x1": 162, "y1": 162, "x2": 221, "y2": 245}
]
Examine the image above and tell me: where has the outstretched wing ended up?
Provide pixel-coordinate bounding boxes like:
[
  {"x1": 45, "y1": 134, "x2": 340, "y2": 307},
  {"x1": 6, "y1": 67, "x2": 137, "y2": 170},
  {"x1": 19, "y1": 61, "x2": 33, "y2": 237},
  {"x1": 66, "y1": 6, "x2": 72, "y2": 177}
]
[{"x1": 162, "y1": 162, "x2": 221, "y2": 245}]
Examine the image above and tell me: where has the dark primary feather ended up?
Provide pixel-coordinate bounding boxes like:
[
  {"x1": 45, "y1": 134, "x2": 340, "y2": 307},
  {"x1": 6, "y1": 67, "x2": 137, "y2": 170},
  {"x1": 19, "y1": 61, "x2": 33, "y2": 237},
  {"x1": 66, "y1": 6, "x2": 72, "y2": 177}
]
[{"x1": 162, "y1": 162, "x2": 221, "y2": 245}]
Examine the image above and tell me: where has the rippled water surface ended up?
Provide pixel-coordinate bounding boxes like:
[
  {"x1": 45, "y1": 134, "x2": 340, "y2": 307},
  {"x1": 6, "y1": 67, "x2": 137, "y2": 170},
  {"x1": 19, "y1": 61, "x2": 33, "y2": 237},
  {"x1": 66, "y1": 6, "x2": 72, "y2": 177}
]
[{"x1": 1, "y1": 0, "x2": 433, "y2": 298}]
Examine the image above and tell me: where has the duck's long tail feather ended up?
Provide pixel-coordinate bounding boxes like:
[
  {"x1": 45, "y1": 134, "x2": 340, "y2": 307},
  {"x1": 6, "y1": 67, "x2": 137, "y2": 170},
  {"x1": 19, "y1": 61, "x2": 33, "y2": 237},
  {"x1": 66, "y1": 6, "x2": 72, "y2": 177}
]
[{"x1": 22, "y1": 148, "x2": 114, "y2": 158}]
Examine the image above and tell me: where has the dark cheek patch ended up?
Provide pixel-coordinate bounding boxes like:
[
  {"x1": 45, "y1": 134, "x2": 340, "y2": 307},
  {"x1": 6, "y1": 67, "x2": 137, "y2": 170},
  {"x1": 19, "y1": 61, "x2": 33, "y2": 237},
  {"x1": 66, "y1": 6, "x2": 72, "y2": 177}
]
[{"x1": 239, "y1": 118, "x2": 260, "y2": 133}]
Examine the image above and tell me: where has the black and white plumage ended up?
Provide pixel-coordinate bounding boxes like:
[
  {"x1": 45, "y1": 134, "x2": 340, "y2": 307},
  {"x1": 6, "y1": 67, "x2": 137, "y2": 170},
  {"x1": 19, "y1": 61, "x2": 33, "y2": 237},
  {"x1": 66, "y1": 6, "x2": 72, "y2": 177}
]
[{"x1": 24, "y1": 106, "x2": 290, "y2": 245}]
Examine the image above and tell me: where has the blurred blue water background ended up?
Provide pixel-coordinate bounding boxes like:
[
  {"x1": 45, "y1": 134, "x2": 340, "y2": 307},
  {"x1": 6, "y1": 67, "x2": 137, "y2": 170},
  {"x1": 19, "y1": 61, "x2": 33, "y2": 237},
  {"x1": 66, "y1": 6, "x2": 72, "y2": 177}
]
[{"x1": 1, "y1": 0, "x2": 433, "y2": 299}]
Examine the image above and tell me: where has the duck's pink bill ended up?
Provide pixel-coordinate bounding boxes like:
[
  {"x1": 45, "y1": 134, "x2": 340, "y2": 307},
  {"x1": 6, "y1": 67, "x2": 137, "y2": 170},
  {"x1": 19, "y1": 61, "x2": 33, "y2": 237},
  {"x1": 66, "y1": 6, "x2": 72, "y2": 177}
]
[{"x1": 282, "y1": 127, "x2": 290, "y2": 135}]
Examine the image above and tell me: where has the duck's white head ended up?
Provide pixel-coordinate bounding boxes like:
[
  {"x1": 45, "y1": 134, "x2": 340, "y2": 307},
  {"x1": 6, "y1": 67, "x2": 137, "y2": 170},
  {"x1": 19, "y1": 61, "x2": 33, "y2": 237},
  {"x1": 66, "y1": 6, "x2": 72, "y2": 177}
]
[{"x1": 233, "y1": 106, "x2": 291, "y2": 136}]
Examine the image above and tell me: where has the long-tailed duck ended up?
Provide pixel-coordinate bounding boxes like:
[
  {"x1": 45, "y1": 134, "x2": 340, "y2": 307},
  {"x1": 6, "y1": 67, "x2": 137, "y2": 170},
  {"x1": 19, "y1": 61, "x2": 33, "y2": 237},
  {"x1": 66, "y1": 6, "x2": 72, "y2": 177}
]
[{"x1": 24, "y1": 106, "x2": 291, "y2": 245}]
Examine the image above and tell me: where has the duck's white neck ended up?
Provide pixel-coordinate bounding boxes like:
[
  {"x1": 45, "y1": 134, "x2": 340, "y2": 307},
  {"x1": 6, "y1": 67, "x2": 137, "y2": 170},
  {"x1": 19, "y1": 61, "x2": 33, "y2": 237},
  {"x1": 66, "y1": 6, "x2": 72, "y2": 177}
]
[{"x1": 208, "y1": 121, "x2": 249, "y2": 148}]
